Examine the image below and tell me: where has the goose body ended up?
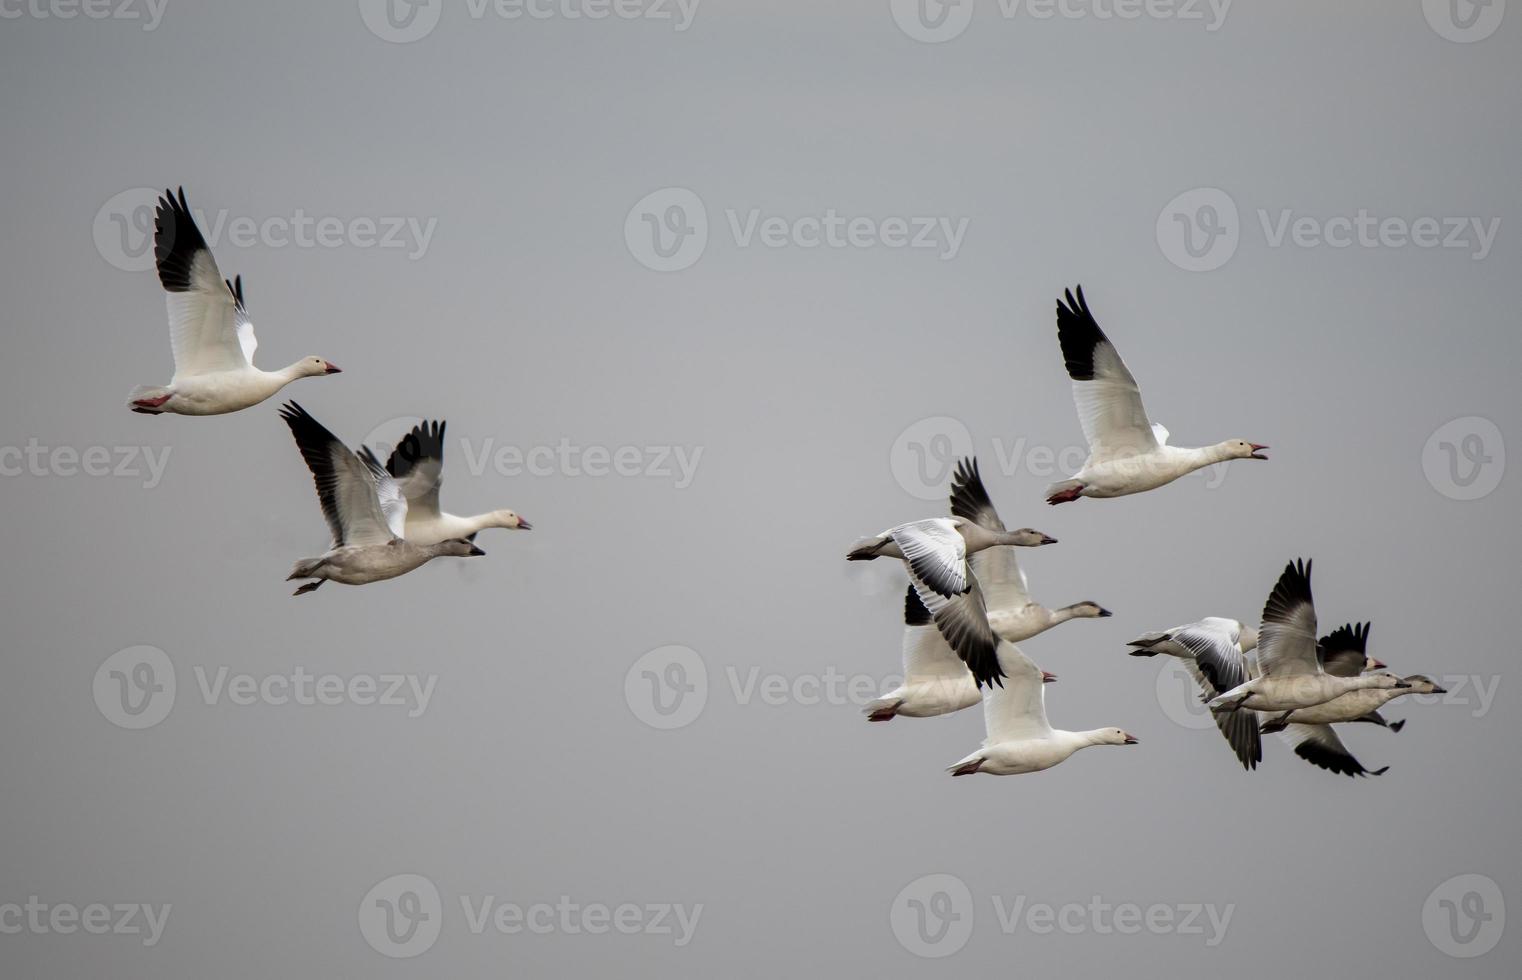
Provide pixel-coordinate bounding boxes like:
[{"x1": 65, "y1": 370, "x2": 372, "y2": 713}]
[
  {"x1": 279, "y1": 403, "x2": 482, "y2": 595},
  {"x1": 288, "y1": 538, "x2": 481, "y2": 589},
  {"x1": 383, "y1": 420, "x2": 530, "y2": 546},
  {"x1": 1272, "y1": 679, "x2": 1442, "y2": 728},
  {"x1": 1045, "y1": 286, "x2": 1266, "y2": 504},
  {"x1": 864, "y1": 588, "x2": 985, "y2": 721},
  {"x1": 128, "y1": 189, "x2": 341, "y2": 416},
  {"x1": 1208, "y1": 561, "x2": 1410, "y2": 714},
  {"x1": 952, "y1": 458, "x2": 1111, "y2": 643},
  {"x1": 1258, "y1": 622, "x2": 1445, "y2": 729},
  {"x1": 947, "y1": 642, "x2": 1136, "y2": 776},
  {"x1": 866, "y1": 586, "x2": 1062, "y2": 722}
]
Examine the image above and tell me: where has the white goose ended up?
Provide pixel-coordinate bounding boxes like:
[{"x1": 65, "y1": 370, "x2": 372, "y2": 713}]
[
  {"x1": 847, "y1": 517, "x2": 1054, "y2": 687},
  {"x1": 951, "y1": 458, "x2": 1111, "y2": 640},
  {"x1": 1045, "y1": 286, "x2": 1267, "y2": 504},
  {"x1": 128, "y1": 188, "x2": 341, "y2": 416},
  {"x1": 1127, "y1": 616, "x2": 1264, "y2": 770},
  {"x1": 1262, "y1": 622, "x2": 1445, "y2": 777},
  {"x1": 863, "y1": 586, "x2": 1057, "y2": 722},
  {"x1": 947, "y1": 642, "x2": 1137, "y2": 777},
  {"x1": 280, "y1": 402, "x2": 483, "y2": 596},
  {"x1": 383, "y1": 419, "x2": 531, "y2": 545},
  {"x1": 1207, "y1": 560, "x2": 1410, "y2": 716}
]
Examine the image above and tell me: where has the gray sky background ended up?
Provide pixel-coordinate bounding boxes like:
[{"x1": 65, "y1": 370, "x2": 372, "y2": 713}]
[{"x1": 1, "y1": 1, "x2": 1518, "y2": 976}]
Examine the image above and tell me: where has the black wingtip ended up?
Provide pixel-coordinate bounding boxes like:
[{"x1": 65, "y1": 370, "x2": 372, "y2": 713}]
[
  {"x1": 1320, "y1": 620, "x2": 1370, "y2": 655},
  {"x1": 153, "y1": 185, "x2": 210, "y2": 294},
  {"x1": 1055, "y1": 283, "x2": 1106, "y2": 382},
  {"x1": 385, "y1": 419, "x2": 448, "y2": 478},
  {"x1": 1264, "y1": 557, "x2": 1314, "y2": 625},
  {"x1": 948, "y1": 455, "x2": 1001, "y2": 529}
]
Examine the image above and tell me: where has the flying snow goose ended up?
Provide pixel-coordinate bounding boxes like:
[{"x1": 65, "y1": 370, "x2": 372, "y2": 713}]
[
  {"x1": 383, "y1": 419, "x2": 531, "y2": 545},
  {"x1": 947, "y1": 642, "x2": 1136, "y2": 777},
  {"x1": 864, "y1": 586, "x2": 1056, "y2": 722},
  {"x1": 1260, "y1": 622, "x2": 1444, "y2": 733},
  {"x1": 1273, "y1": 678, "x2": 1445, "y2": 779},
  {"x1": 846, "y1": 517, "x2": 1053, "y2": 595},
  {"x1": 951, "y1": 458, "x2": 1111, "y2": 640},
  {"x1": 1127, "y1": 617, "x2": 1262, "y2": 770},
  {"x1": 279, "y1": 402, "x2": 483, "y2": 595},
  {"x1": 128, "y1": 188, "x2": 341, "y2": 415},
  {"x1": 1045, "y1": 286, "x2": 1267, "y2": 504},
  {"x1": 1207, "y1": 561, "x2": 1410, "y2": 717},
  {"x1": 847, "y1": 517, "x2": 1055, "y2": 686}
]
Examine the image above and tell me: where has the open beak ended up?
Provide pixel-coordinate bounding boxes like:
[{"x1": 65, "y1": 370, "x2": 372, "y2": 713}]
[
  {"x1": 1040, "y1": 534, "x2": 1058, "y2": 545},
  {"x1": 1123, "y1": 733, "x2": 1139, "y2": 745},
  {"x1": 1249, "y1": 443, "x2": 1269, "y2": 460},
  {"x1": 323, "y1": 361, "x2": 343, "y2": 374},
  {"x1": 516, "y1": 518, "x2": 533, "y2": 530},
  {"x1": 1041, "y1": 671, "x2": 1058, "y2": 684}
]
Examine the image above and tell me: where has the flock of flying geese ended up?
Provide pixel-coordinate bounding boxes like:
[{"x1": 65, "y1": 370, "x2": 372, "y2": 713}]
[
  {"x1": 128, "y1": 188, "x2": 530, "y2": 594},
  {"x1": 848, "y1": 288, "x2": 1445, "y2": 778},
  {"x1": 125, "y1": 187, "x2": 1444, "y2": 777}
]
